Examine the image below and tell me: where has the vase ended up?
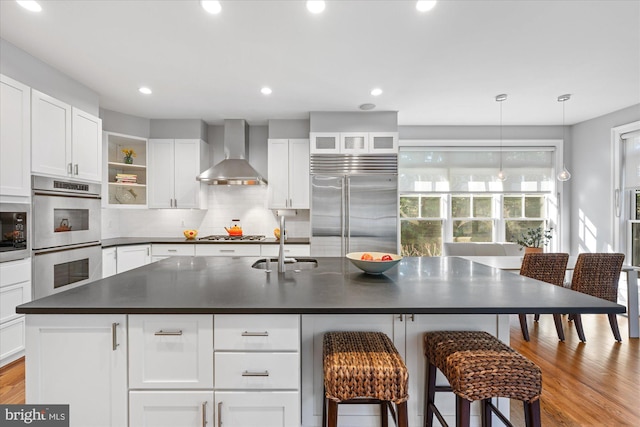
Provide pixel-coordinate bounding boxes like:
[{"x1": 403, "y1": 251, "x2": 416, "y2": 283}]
[
  {"x1": 524, "y1": 247, "x2": 543, "y2": 254},
  {"x1": 123, "y1": 156, "x2": 133, "y2": 164}
]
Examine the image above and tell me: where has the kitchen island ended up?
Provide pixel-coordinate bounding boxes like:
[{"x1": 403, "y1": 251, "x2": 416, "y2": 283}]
[{"x1": 17, "y1": 256, "x2": 624, "y2": 427}]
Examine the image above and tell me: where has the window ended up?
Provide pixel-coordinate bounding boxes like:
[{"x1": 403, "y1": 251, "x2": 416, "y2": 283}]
[{"x1": 399, "y1": 143, "x2": 559, "y2": 256}]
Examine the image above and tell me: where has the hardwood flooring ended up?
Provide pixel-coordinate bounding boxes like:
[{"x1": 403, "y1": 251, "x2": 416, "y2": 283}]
[{"x1": 1, "y1": 314, "x2": 638, "y2": 426}]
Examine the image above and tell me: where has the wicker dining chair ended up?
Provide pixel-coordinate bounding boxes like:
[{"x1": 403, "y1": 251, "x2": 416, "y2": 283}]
[
  {"x1": 570, "y1": 253, "x2": 625, "y2": 342},
  {"x1": 518, "y1": 253, "x2": 569, "y2": 341}
]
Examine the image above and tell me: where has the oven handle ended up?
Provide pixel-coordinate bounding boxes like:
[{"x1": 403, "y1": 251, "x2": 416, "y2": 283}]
[
  {"x1": 33, "y1": 190, "x2": 101, "y2": 200},
  {"x1": 33, "y1": 241, "x2": 102, "y2": 256}
]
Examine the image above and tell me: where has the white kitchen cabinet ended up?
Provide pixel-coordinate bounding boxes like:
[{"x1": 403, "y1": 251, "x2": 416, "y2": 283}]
[
  {"x1": 0, "y1": 75, "x2": 31, "y2": 198},
  {"x1": 261, "y1": 244, "x2": 311, "y2": 257},
  {"x1": 102, "y1": 247, "x2": 117, "y2": 278},
  {"x1": 148, "y1": 138, "x2": 208, "y2": 209},
  {"x1": 31, "y1": 90, "x2": 102, "y2": 181},
  {"x1": 129, "y1": 390, "x2": 214, "y2": 427},
  {"x1": 215, "y1": 391, "x2": 300, "y2": 427},
  {"x1": 116, "y1": 244, "x2": 151, "y2": 274},
  {"x1": 0, "y1": 258, "x2": 31, "y2": 367},
  {"x1": 104, "y1": 132, "x2": 148, "y2": 207},
  {"x1": 195, "y1": 244, "x2": 261, "y2": 257},
  {"x1": 151, "y1": 243, "x2": 195, "y2": 257},
  {"x1": 71, "y1": 107, "x2": 102, "y2": 182},
  {"x1": 310, "y1": 132, "x2": 398, "y2": 154},
  {"x1": 129, "y1": 314, "x2": 213, "y2": 389},
  {"x1": 268, "y1": 138, "x2": 310, "y2": 209},
  {"x1": 301, "y1": 314, "x2": 397, "y2": 427},
  {"x1": 214, "y1": 314, "x2": 300, "y2": 427},
  {"x1": 25, "y1": 314, "x2": 127, "y2": 427}
]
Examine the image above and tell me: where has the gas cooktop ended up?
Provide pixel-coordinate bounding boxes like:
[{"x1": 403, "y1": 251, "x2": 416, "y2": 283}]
[{"x1": 198, "y1": 235, "x2": 266, "y2": 241}]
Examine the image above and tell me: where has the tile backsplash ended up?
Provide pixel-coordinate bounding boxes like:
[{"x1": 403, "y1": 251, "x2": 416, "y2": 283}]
[{"x1": 102, "y1": 185, "x2": 310, "y2": 239}]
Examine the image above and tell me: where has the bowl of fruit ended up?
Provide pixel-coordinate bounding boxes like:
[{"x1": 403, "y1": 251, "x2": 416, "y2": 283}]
[{"x1": 346, "y1": 252, "x2": 403, "y2": 275}]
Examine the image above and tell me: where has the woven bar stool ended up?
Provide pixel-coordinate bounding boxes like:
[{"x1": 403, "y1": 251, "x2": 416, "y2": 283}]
[
  {"x1": 323, "y1": 331, "x2": 409, "y2": 427},
  {"x1": 423, "y1": 331, "x2": 542, "y2": 427}
]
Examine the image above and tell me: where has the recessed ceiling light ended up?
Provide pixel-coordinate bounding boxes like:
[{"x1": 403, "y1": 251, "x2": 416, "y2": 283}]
[
  {"x1": 261, "y1": 87, "x2": 272, "y2": 95},
  {"x1": 201, "y1": 1, "x2": 222, "y2": 15},
  {"x1": 306, "y1": 1, "x2": 326, "y2": 14},
  {"x1": 359, "y1": 103, "x2": 376, "y2": 111},
  {"x1": 416, "y1": 1, "x2": 437, "y2": 13},
  {"x1": 370, "y1": 88, "x2": 383, "y2": 97},
  {"x1": 138, "y1": 87, "x2": 152, "y2": 95},
  {"x1": 16, "y1": 1, "x2": 42, "y2": 12}
]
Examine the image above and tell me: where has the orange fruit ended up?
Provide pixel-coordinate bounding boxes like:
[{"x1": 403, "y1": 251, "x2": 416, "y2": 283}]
[{"x1": 361, "y1": 253, "x2": 374, "y2": 261}]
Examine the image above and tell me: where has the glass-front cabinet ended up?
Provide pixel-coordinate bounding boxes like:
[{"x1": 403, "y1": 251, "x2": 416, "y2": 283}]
[{"x1": 103, "y1": 132, "x2": 148, "y2": 207}]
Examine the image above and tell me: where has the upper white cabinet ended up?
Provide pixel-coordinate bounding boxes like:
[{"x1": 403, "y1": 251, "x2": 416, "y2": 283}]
[
  {"x1": 104, "y1": 132, "x2": 148, "y2": 207},
  {"x1": 148, "y1": 139, "x2": 208, "y2": 209},
  {"x1": 31, "y1": 90, "x2": 102, "y2": 182},
  {"x1": 310, "y1": 132, "x2": 398, "y2": 154},
  {"x1": 268, "y1": 138, "x2": 310, "y2": 209},
  {"x1": 0, "y1": 75, "x2": 31, "y2": 198}
]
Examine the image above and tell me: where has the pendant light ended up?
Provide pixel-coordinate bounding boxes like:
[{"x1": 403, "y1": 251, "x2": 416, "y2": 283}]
[
  {"x1": 557, "y1": 94, "x2": 572, "y2": 181},
  {"x1": 496, "y1": 94, "x2": 508, "y2": 181}
]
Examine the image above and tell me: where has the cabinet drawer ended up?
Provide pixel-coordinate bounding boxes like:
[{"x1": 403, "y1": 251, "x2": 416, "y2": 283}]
[
  {"x1": 216, "y1": 391, "x2": 300, "y2": 427},
  {"x1": 0, "y1": 258, "x2": 31, "y2": 287},
  {"x1": 215, "y1": 315, "x2": 300, "y2": 351},
  {"x1": 1, "y1": 283, "x2": 29, "y2": 324},
  {"x1": 151, "y1": 244, "x2": 195, "y2": 256},
  {"x1": 129, "y1": 314, "x2": 213, "y2": 389},
  {"x1": 195, "y1": 244, "x2": 261, "y2": 257},
  {"x1": 261, "y1": 245, "x2": 310, "y2": 257},
  {"x1": 129, "y1": 390, "x2": 214, "y2": 427},
  {"x1": 215, "y1": 352, "x2": 299, "y2": 390}
]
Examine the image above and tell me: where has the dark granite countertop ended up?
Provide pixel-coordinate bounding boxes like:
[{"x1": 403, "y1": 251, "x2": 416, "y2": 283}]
[
  {"x1": 101, "y1": 237, "x2": 310, "y2": 247},
  {"x1": 17, "y1": 256, "x2": 624, "y2": 315}
]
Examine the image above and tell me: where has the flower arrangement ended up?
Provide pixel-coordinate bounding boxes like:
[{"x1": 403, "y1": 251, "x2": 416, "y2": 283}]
[
  {"x1": 515, "y1": 226, "x2": 553, "y2": 249},
  {"x1": 122, "y1": 148, "x2": 136, "y2": 164}
]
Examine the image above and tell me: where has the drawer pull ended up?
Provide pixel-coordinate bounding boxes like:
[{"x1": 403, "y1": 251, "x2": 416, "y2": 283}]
[
  {"x1": 242, "y1": 370, "x2": 270, "y2": 377},
  {"x1": 241, "y1": 331, "x2": 269, "y2": 337},
  {"x1": 220, "y1": 249, "x2": 235, "y2": 253},
  {"x1": 201, "y1": 401, "x2": 207, "y2": 427},
  {"x1": 154, "y1": 330, "x2": 183, "y2": 336},
  {"x1": 112, "y1": 322, "x2": 119, "y2": 351},
  {"x1": 168, "y1": 249, "x2": 177, "y2": 252},
  {"x1": 217, "y1": 402, "x2": 222, "y2": 427}
]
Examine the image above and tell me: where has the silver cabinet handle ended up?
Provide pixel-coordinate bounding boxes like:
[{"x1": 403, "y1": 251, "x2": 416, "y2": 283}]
[
  {"x1": 241, "y1": 331, "x2": 269, "y2": 337},
  {"x1": 112, "y1": 322, "x2": 119, "y2": 350},
  {"x1": 220, "y1": 249, "x2": 235, "y2": 253},
  {"x1": 67, "y1": 163, "x2": 73, "y2": 174},
  {"x1": 74, "y1": 164, "x2": 79, "y2": 175},
  {"x1": 174, "y1": 199, "x2": 177, "y2": 208},
  {"x1": 168, "y1": 249, "x2": 177, "y2": 252},
  {"x1": 154, "y1": 330, "x2": 183, "y2": 336},
  {"x1": 170, "y1": 198, "x2": 173, "y2": 208},
  {"x1": 242, "y1": 370, "x2": 269, "y2": 377},
  {"x1": 201, "y1": 401, "x2": 207, "y2": 427},
  {"x1": 217, "y1": 402, "x2": 222, "y2": 427},
  {"x1": 398, "y1": 314, "x2": 404, "y2": 322}
]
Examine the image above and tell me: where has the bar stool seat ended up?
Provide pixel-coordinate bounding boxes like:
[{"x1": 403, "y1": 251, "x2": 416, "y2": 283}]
[
  {"x1": 323, "y1": 331, "x2": 409, "y2": 427},
  {"x1": 424, "y1": 330, "x2": 542, "y2": 427}
]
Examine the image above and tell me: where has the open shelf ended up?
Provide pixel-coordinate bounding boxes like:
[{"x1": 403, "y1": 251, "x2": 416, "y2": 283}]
[{"x1": 104, "y1": 132, "x2": 148, "y2": 207}]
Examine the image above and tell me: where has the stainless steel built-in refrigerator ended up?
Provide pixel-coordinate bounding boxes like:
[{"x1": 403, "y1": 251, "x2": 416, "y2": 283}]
[{"x1": 310, "y1": 155, "x2": 398, "y2": 257}]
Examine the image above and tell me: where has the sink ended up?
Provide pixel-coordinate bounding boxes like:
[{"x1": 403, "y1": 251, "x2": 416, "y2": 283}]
[{"x1": 251, "y1": 258, "x2": 318, "y2": 271}]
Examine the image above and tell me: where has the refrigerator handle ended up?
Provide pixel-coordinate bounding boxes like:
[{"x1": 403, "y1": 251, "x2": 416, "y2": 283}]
[{"x1": 345, "y1": 176, "x2": 350, "y2": 255}]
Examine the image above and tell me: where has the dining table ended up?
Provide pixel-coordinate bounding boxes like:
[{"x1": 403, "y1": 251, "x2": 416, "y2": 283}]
[{"x1": 460, "y1": 255, "x2": 639, "y2": 338}]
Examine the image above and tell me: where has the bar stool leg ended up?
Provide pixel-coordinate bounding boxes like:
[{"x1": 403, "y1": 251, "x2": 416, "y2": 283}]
[
  {"x1": 424, "y1": 361, "x2": 437, "y2": 427},
  {"x1": 322, "y1": 388, "x2": 327, "y2": 427},
  {"x1": 480, "y1": 399, "x2": 492, "y2": 427},
  {"x1": 455, "y1": 396, "x2": 471, "y2": 427},
  {"x1": 396, "y1": 401, "x2": 408, "y2": 427},
  {"x1": 380, "y1": 401, "x2": 389, "y2": 427},
  {"x1": 327, "y1": 399, "x2": 338, "y2": 427},
  {"x1": 524, "y1": 399, "x2": 542, "y2": 427}
]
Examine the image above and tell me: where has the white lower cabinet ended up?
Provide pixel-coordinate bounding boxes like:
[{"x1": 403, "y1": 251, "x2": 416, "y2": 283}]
[
  {"x1": 129, "y1": 314, "x2": 213, "y2": 389},
  {"x1": 25, "y1": 314, "x2": 127, "y2": 427},
  {"x1": 0, "y1": 258, "x2": 31, "y2": 367},
  {"x1": 261, "y1": 244, "x2": 311, "y2": 258},
  {"x1": 195, "y1": 244, "x2": 261, "y2": 257},
  {"x1": 102, "y1": 247, "x2": 117, "y2": 278},
  {"x1": 116, "y1": 244, "x2": 151, "y2": 273},
  {"x1": 129, "y1": 391, "x2": 214, "y2": 427},
  {"x1": 215, "y1": 391, "x2": 300, "y2": 427}
]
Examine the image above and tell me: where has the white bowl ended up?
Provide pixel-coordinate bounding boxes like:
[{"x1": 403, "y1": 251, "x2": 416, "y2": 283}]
[{"x1": 346, "y1": 252, "x2": 403, "y2": 275}]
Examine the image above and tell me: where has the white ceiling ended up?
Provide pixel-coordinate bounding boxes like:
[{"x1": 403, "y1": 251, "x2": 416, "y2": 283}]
[{"x1": 1, "y1": 0, "x2": 638, "y2": 126}]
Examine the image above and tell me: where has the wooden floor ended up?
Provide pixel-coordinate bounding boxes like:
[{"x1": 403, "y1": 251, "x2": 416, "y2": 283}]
[{"x1": 1, "y1": 314, "x2": 638, "y2": 426}]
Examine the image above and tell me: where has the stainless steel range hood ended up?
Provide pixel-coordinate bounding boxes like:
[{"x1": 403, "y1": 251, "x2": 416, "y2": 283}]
[{"x1": 197, "y1": 119, "x2": 266, "y2": 185}]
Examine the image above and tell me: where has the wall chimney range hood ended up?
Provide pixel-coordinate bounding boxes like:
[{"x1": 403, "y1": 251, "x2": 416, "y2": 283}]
[{"x1": 197, "y1": 119, "x2": 267, "y2": 185}]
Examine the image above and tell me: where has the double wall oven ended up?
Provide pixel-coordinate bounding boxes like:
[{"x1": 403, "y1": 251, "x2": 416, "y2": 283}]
[{"x1": 32, "y1": 176, "x2": 102, "y2": 299}]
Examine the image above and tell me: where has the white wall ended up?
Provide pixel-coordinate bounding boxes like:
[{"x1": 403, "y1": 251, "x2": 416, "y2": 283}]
[{"x1": 571, "y1": 103, "x2": 640, "y2": 254}]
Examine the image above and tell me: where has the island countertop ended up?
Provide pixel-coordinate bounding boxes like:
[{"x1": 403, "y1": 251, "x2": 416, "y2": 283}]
[{"x1": 17, "y1": 256, "x2": 625, "y2": 315}]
